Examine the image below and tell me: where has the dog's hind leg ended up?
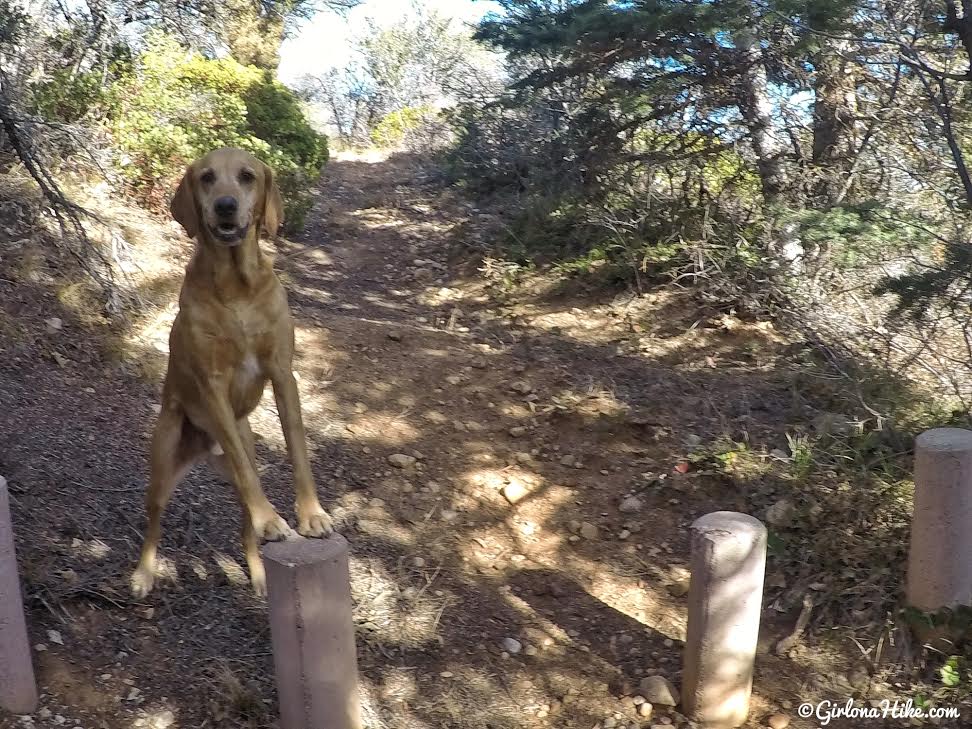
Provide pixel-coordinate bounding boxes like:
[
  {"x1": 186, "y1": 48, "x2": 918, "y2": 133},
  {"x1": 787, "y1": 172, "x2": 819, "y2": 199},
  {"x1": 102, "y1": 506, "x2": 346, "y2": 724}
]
[{"x1": 130, "y1": 404, "x2": 207, "y2": 598}]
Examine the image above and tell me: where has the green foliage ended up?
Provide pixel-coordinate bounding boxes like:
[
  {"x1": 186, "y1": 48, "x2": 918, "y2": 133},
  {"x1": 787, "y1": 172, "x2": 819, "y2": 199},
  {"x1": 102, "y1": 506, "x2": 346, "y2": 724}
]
[
  {"x1": 783, "y1": 203, "x2": 926, "y2": 269},
  {"x1": 875, "y1": 239, "x2": 972, "y2": 320},
  {"x1": 942, "y1": 656, "x2": 963, "y2": 688},
  {"x1": 371, "y1": 105, "x2": 434, "y2": 148},
  {"x1": 32, "y1": 68, "x2": 112, "y2": 123},
  {"x1": 108, "y1": 33, "x2": 327, "y2": 229}
]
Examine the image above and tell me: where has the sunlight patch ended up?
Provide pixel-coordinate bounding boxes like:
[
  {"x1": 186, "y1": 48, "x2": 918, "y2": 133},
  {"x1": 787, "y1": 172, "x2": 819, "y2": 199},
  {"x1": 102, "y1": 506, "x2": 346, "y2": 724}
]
[
  {"x1": 132, "y1": 707, "x2": 176, "y2": 729},
  {"x1": 213, "y1": 552, "x2": 248, "y2": 586},
  {"x1": 350, "y1": 556, "x2": 452, "y2": 649}
]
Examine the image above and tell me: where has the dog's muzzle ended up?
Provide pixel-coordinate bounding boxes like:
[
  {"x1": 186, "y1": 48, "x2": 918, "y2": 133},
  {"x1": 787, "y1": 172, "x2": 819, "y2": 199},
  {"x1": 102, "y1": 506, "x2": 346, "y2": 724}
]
[{"x1": 209, "y1": 223, "x2": 249, "y2": 246}]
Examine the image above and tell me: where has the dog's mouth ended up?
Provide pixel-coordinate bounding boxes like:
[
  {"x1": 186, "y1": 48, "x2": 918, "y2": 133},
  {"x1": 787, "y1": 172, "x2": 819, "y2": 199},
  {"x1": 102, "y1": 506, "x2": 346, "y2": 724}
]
[{"x1": 210, "y1": 222, "x2": 248, "y2": 245}]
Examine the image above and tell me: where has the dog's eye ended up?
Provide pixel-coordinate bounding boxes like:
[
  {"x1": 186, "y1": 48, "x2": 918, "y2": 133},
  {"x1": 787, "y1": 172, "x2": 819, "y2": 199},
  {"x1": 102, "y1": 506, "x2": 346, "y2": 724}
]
[
  {"x1": 200, "y1": 170, "x2": 215, "y2": 185},
  {"x1": 239, "y1": 169, "x2": 256, "y2": 184}
]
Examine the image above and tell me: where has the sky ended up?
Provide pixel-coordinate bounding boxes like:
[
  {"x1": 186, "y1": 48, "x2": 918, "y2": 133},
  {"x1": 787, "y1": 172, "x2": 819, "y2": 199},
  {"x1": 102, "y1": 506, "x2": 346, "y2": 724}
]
[{"x1": 278, "y1": 0, "x2": 501, "y2": 84}]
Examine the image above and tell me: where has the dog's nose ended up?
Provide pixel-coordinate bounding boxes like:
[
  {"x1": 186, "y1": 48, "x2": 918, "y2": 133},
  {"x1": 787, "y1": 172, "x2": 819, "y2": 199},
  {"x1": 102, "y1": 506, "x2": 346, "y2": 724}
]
[{"x1": 214, "y1": 196, "x2": 238, "y2": 217}]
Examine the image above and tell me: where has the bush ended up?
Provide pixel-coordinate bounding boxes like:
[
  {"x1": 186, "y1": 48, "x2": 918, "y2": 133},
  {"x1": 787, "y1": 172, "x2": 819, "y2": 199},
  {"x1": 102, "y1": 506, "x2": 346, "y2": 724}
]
[
  {"x1": 108, "y1": 33, "x2": 327, "y2": 230},
  {"x1": 371, "y1": 105, "x2": 444, "y2": 150}
]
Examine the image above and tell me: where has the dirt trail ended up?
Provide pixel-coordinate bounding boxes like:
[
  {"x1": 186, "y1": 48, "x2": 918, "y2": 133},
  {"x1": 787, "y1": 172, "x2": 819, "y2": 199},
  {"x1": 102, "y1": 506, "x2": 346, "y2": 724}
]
[{"x1": 0, "y1": 152, "x2": 849, "y2": 728}]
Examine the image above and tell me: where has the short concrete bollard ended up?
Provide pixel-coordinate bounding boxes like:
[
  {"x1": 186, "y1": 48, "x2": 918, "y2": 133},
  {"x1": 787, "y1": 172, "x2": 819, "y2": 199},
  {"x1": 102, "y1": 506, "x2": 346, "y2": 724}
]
[
  {"x1": 0, "y1": 476, "x2": 38, "y2": 715},
  {"x1": 263, "y1": 534, "x2": 362, "y2": 729},
  {"x1": 907, "y1": 428, "x2": 972, "y2": 612},
  {"x1": 682, "y1": 511, "x2": 766, "y2": 729}
]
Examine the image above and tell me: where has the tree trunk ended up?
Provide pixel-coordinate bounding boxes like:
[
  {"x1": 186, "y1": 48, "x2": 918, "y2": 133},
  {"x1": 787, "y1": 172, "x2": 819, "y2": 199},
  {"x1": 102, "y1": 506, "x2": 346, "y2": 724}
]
[
  {"x1": 734, "y1": 28, "x2": 787, "y2": 206},
  {"x1": 811, "y1": 40, "x2": 857, "y2": 204}
]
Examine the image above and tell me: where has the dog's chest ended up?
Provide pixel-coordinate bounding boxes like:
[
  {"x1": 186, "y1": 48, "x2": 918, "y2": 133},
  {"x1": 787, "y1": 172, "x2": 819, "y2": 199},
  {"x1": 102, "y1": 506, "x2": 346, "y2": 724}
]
[
  {"x1": 234, "y1": 351, "x2": 264, "y2": 389},
  {"x1": 229, "y1": 350, "x2": 267, "y2": 416}
]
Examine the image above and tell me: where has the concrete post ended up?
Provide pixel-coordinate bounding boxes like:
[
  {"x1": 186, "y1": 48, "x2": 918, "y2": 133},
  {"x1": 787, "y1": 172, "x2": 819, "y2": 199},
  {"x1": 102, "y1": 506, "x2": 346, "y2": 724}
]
[
  {"x1": 907, "y1": 428, "x2": 972, "y2": 612},
  {"x1": 263, "y1": 534, "x2": 361, "y2": 729},
  {"x1": 682, "y1": 511, "x2": 766, "y2": 729},
  {"x1": 0, "y1": 476, "x2": 38, "y2": 715}
]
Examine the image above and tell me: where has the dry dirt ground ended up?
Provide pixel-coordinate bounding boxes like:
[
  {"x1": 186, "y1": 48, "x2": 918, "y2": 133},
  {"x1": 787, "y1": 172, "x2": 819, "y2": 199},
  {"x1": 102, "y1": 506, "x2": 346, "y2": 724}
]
[{"x1": 0, "y1": 151, "x2": 953, "y2": 729}]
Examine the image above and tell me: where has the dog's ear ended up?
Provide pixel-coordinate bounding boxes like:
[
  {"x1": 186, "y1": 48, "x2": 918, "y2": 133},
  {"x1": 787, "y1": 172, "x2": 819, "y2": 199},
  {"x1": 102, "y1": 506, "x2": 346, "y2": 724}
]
[
  {"x1": 170, "y1": 165, "x2": 199, "y2": 238},
  {"x1": 261, "y1": 161, "x2": 284, "y2": 237}
]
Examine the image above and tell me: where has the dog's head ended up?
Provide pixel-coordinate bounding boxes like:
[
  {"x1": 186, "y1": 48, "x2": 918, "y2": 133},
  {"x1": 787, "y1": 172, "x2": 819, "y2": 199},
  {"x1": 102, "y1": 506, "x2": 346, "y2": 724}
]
[{"x1": 170, "y1": 148, "x2": 284, "y2": 246}]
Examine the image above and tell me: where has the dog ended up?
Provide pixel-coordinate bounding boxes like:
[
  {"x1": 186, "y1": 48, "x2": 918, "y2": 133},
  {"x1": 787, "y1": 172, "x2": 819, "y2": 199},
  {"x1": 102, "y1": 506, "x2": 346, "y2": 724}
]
[{"x1": 130, "y1": 148, "x2": 333, "y2": 598}]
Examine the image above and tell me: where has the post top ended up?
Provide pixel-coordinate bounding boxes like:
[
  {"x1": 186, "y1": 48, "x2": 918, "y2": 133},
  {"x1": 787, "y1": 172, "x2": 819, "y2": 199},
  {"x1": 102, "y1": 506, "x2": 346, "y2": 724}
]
[
  {"x1": 916, "y1": 428, "x2": 972, "y2": 453},
  {"x1": 262, "y1": 533, "x2": 349, "y2": 567},
  {"x1": 691, "y1": 511, "x2": 766, "y2": 538}
]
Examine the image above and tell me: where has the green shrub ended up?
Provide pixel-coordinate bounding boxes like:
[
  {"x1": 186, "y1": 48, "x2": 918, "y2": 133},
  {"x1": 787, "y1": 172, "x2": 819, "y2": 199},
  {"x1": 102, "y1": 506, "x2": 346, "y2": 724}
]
[
  {"x1": 371, "y1": 105, "x2": 434, "y2": 148},
  {"x1": 108, "y1": 33, "x2": 327, "y2": 230}
]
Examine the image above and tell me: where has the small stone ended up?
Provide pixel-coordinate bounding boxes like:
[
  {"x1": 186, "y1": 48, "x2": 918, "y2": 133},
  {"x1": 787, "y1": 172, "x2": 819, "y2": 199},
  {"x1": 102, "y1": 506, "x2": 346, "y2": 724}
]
[
  {"x1": 667, "y1": 567, "x2": 691, "y2": 597},
  {"x1": 440, "y1": 671, "x2": 454, "y2": 678},
  {"x1": 501, "y1": 637, "x2": 523, "y2": 654},
  {"x1": 766, "y1": 499, "x2": 796, "y2": 527},
  {"x1": 639, "y1": 676, "x2": 678, "y2": 706},
  {"x1": 767, "y1": 714, "x2": 790, "y2": 729},
  {"x1": 524, "y1": 645, "x2": 538, "y2": 656},
  {"x1": 503, "y1": 481, "x2": 531, "y2": 504},
  {"x1": 632, "y1": 696, "x2": 646, "y2": 706},
  {"x1": 514, "y1": 452, "x2": 533, "y2": 464},
  {"x1": 440, "y1": 509, "x2": 458, "y2": 521},
  {"x1": 411, "y1": 557, "x2": 426, "y2": 568},
  {"x1": 638, "y1": 702, "x2": 653, "y2": 719},
  {"x1": 34, "y1": 643, "x2": 47, "y2": 652},
  {"x1": 811, "y1": 411, "x2": 854, "y2": 436},
  {"x1": 508, "y1": 426, "x2": 527, "y2": 437},
  {"x1": 559, "y1": 454, "x2": 576, "y2": 467},
  {"x1": 388, "y1": 454, "x2": 417, "y2": 469},
  {"x1": 510, "y1": 381, "x2": 532, "y2": 394},
  {"x1": 45, "y1": 317, "x2": 63, "y2": 331},
  {"x1": 618, "y1": 529, "x2": 631, "y2": 540},
  {"x1": 603, "y1": 719, "x2": 617, "y2": 729},
  {"x1": 668, "y1": 578, "x2": 690, "y2": 598},
  {"x1": 387, "y1": 331, "x2": 403, "y2": 341},
  {"x1": 579, "y1": 522, "x2": 599, "y2": 540},
  {"x1": 38, "y1": 709, "x2": 52, "y2": 719},
  {"x1": 47, "y1": 629, "x2": 64, "y2": 646},
  {"x1": 619, "y1": 496, "x2": 643, "y2": 513},
  {"x1": 848, "y1": 669, "x2": 869, "y2": 691}
]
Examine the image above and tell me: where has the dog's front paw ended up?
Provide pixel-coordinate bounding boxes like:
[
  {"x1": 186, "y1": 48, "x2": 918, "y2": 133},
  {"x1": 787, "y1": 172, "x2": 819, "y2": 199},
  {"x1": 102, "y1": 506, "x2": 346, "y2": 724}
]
[
  {"x1": 297, "y1": 506, "x2": 334, "y2": 538},
  {"x1": 253, "y1": 511, "x2": 295, "y2": 542},
  {"x1": 130, "y1": 567, "x2": 156, "y2": 598}
]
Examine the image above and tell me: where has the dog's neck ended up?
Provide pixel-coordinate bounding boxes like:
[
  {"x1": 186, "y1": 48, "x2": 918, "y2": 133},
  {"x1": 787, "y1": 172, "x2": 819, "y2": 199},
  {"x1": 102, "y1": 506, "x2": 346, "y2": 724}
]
[{"x1": 191, "y1": 226, "x2": 269, "y2": 298}]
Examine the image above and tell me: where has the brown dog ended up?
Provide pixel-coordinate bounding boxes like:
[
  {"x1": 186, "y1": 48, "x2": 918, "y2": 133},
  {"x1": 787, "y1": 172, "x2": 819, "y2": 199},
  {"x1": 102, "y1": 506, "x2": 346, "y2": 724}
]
[{"x1": 130, "y1": 148, "x2": 333, "y2": 598}]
